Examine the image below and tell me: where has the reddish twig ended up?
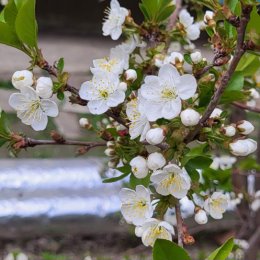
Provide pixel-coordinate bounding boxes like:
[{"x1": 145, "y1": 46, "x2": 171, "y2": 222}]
[
  {"x1": 167, "y1": 0, "x2": 182, "y2": 31},
  {"x1": 175, "y1": 200, "x2": 184, "y2": 247},
  {"x1": 233, "y1": 102, "x2": 260, "y2": 114}
]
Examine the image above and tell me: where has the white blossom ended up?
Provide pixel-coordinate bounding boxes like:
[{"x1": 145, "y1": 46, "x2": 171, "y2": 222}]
[
  {"x1": 4, "y1": 253, "x2": 28, "y2": 260},
  {"x1": 249, "y1": 88, "x2": 260, "y2": 99},
  {"x1": 145, "y1": 128, "x2": 165, "y2": 145},
  {"x1": 190, "y1": 51, "x2": 202, "y2": 64},
  {"x1": 236, "y1": 120, "x2": 255, "y2": 135},
  {"x1": 223, "y1": 125, "x2": 236, "y2": 137},
  {"x1": 179, "y1": 9, "x2": 200, "y2": 41},
  {"x1": 79, "y1": 72, "x2": 125, "y2": 115},
  {"x1": 210, "y1": 156, "x2": 237, "y2": 170},
  {"x1": 204, "y1": 192, "x2": 229, "y2": 219},
  {"x1": 210, "y1": 108, "x2": 223, "y2": 118},
  {"x1": 147, "y1": 152, "x2": 166, "y2": 171},
  {"x1": 151, "y1": 164, "x2": 191, "y2": 199},
  {"x1": 120, "y1": 34, "x2": 146, "y2": 54},
  {"x1": 164, "y1": 52, "x2": 184, "y2": 65},
  {"x1": 126, "y1": 98, "x2": 150, "y2": 141},
  {"x1": 102, "y1": 0, "x2": 128, "y2": 40},
  {"x1": 180, "y1": 108, "x2": 200, "y2": 126},
  {"x1": 130, "y1": 156, "x2": 149, "y2": 179},
  {"x1": 91, "y1": 45, "x2": 129, "y2": 75},
  {"x1": 12, "y1": 70, "x2": 34, "y2": 90},
  {"x1": 135, "y1": 218, "x2": 174, "y2": 247},
  {"x1": 9, "y1": 86, "x2": 58, "y2": 131},
  {"x1": 229, "y1": 139, "x2": 257, "y2": 156},
  {"x1": 36, "y1": 77, "x2": 53, "y2": 98},
  {"x1": 140, "y1": 64, "x2": 197, "y2": 121},
  {"x1": 125, "y1": 69, "x2": 137, "y2": 81},
  {"x1": 204, "y1": 10, "x2": 214, "y2": 23},
  {"x1": 119, "y1": 185, "x2": 153, "y2": 225},
  {"x1": 194, "y1": 209, "x2": 208, "y2": 224},
  {"x1": 79, "y1": 118, "x2": 90, "y2": 128}
]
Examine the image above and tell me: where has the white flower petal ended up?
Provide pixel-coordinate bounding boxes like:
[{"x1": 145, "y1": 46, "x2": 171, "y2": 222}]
[
  {"x1": 41, "y1": 100, "x2": 59, "y2": 117},
  {"x1": 31, "y1": 112, "x2": 48, "y2": 131},
  {"x1": 106, "y1": 90, "x2": 125, "y2": 107},
  {"x1": 176, "y1": 74, "x2": 197, "y2": 100},
  {"x1": 161, "y1": 98, "x2": 182, "y2": 119},
  {"x1": 88, "y1": 100, "x2": 109, "y2": 114}
]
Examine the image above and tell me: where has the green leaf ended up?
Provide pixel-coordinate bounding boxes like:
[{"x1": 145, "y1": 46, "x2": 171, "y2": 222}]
[
  {"x1": 57, "y1": 57, "x2": 65, "y2": 74},
  {"x1": 0, "y1": 111, "x2": 11, "y2": 147},
  {"x1": 207, "y1": 237, "x2": 234, "y2": 260},
  {"x1": 236, "y1": 53, "x2": 260, "y2": 77},
  {"x1": 4, "y1": 0, "x2": 18, "y2": 27},
  {"x1": 247, "y1": 7, "x2": 260, "y2": 45},
  {"x1": 185, "y1": 163, "x2": 200, "y2": 182},
  {"x1": 184, "y1": 53, "x2": 192, "y2": 65},
  {"x1": 0, "y1": 21, "x2": 22, "y2": 49},
  {"x1": 15, "y1": 0, "x2": 38, "y2": 47},
  {"x1": 57, "y1": 91, "x2": 65, "y2": 100},
  {"x1": 220, "y1": 90, "x2": 246, "y2": 104},
  {"x1": 225, "y1": 72, "x2": 244, "y2": 91},
  {"x1": 102, "y1": 165, "x2": 131, "y2": 183},
  {"x1": 153, "y1": 239, "x2": 191, "y2": 260},
  {"x1": 129, "y1": 173, "x2": 150, "y2": 188}
]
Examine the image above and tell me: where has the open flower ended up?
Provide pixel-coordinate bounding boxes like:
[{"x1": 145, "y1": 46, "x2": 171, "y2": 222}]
[
  {"x1": 151, "y1": 164, "x2": 191, "y2": 199},
  {"x1": 119, "y1": 185, "x2": 153, "y2": 225},
  {"x1": 179, "y1": 10, "x2": 200, "y2": 41},
  {"x1": 135, "y1": 218, "x2": 174, "y2": 247},
  {"x1": 204, "y1": 192, "x2": 229, "y2": 219},
  {"x1": 126, "y1": 98, "x2": 150, "y2": 141},
  {"x1": 102, "y1": 0, "x2": 128, "y2": 40},
  {"x1": 79, "y1": 72, "x2": 125, "y2": 114},
  {"x1": 140, "y1": 64, "x2": 197, "y2": 121},
  {"x1": 9, "y1": 86, "x2": 58, "y2": 131},
  {"x1": 91, "y1": 45, "x2": 129, "y2": 76},
  {"x1": 12, "y1": 70, "x2": 34, "y2": 90}
]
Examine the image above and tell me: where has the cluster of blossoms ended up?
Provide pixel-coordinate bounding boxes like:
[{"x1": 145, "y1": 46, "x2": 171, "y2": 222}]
[
  {"x1": 4, "y1": 0, "x2": 259, "y2": 252},
  {"x1": 9, "y1": 70, "x2": 59, "y2": 131}
]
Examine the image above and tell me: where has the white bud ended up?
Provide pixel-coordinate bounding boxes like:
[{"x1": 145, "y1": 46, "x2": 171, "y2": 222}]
[
  {"x1": 107, "y1": 141, "x2": 115, "y2": 148},
  {"x1": 130, "y1": 156, "x2": 149, "y2": 179},
  {"x1": 36, "y1": 77, "x2": 53, "y2": 98},
  {"x1": 190, "y1": 51, "x2": 202, "y2": 64},
  {"x1": 210, "y1": 108, "x2": 223, "y2": 118},
  {"x1": 229, "y1": 138, "x2": 257, "y2": 156},
  {"x1": 118, "y1": 82, "x2": 127, "y2": 92},
  {"x1": 247, "y1": 99, "x2": 256, "y2": 107},
  {"x1": 79, "y1": 118, "x2": 89, "y2": 128},
  {"x1": 147, "y1": 152, "x2": 166, "y2": 171},
  {"x1": 165, "y1": 52, "x2": 183, "y2": 65},
  {"x1": 249, "y1": 88, "x2": 260, "y2": 99},
  {"x1": 12, "y1": 70, "x2": 34, "y2": 89},
  {"x1": 145, "y1": 128, "x2": 165, "y2": 145},
  {"x1": 104, "y1": 148, "x2": 115, "y2": 157},
  {"x1": 180, "y1": 108, "x2": 200, "y2": 126},
  {"x1": 194, "y1": 209, "x2": 208, "y2": 224},
  {"x1": 237, "y1": 120, "x2": 255, "y2": 135},
  {"x1": 223, "y1": 125, "x2": 236, "y2": 137},
  {"x1": 204, "y1": 10, "x2": 214, "y2": 23},
  {"x1": 125, "y1": 69, "x2": 137, "y2": 82}
]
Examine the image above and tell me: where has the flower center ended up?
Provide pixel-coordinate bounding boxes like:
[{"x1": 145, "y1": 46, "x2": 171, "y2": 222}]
[
  {"x1": 161, "y1": 87, "x2": 177, "y2": 100},
  {"x1": 99, "y1": 58, "x2": 119, "y2": 72},
  {"x1": 99, "y1": 89, "x2": 109, "y2": 99},
  {"x1": 211, "y1": 199, "x2": 225, "y2": 213},
  {"x1": 14, "y1": 76, "x2": 25, "y2": 81}
]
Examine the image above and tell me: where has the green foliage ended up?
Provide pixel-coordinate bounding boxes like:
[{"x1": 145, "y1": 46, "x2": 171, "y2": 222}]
[
  {"x1": 247, "y1": 6, "x2": 260, "y2": 45},
  {"x1": 207, "y1": 237, "x2": 234, "y2": 260},
  {"x1": 153, "y1": 239, "x2": 191, "y2": 260},
  {"x1": 139, "y1": 0, "x2": 175, "y2": 23},
  {"x1": 0, "y1": 110, "x2": 11, "y2": 147},
  {"x1": 102, "y1": 165, "x2": 131, "y2": 183},
  {"x1": 0, "y1": 0, "x2": 38, "y2": 52},
  {"x1": 42, "y1": 252, "x2": 66, "y2": 260},
  {"x1": 236, "y1": 53, "x2": 260, "y2": 77},
  {"x1": 129, "y1": 173, "x2": 150, "y2": 188}
]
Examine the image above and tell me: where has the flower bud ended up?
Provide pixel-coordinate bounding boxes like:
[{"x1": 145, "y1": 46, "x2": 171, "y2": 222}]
[
  {"x1": 106, "y1": 141, "x2": 115, "y2": 148},
  {"x1": 229, "y1": 138, "x2": 257, "y2": 156},
  {"x1": 145, "y1": 128, "x2": 165, "y2": 145},
  {"x1": 125, "y1": 69, "x2": 137, "y2": 82},
  {"x1": 12, "y1": 70, "x2": 34, "y2": 89},
  {"x1": 180, "y1": 108, "x2": 200, "y2": 126},
  {"x1": 190, "y1": 51, "x2": 202, "y2": 64},
  {"x1": 204, "y1": 10, "x2": 214, "y2": 23},
  {"x1": 165, "y1": 52, "x2": 184, "y2": 65},
  {"x1": 36, "y1": 77, "x2": 53, "y2": 98},
  {"x1": 194, "y1": 209, "x2": 208, "y2": 225},
  {"x1": 79, "y1": 118, "x2": 90, "y2": 128},
  {"x1": 236, "y1": 120, "x2": 254, "y2": 135},
  {"x1": 104, "y1": 148, "x2": 115, "y2": 157},
  {"x1": 223, "y1": 125, "x2": 236, "y2": 137},
  {"x1": 130, "y1": 156, "x2": 149, "y2": 179},
  {"x1": 118, "y1": 82, "x2": 127, "y2": 92},
  {"x1": 249, "y1": 88, "x2": 260, "y2": 99},
  {"x1": 147, "y1": 152, "x2": 166, "y2": 171},
  {"x1": 210, "y1": 108, "x2": 223, "y2": 118}
]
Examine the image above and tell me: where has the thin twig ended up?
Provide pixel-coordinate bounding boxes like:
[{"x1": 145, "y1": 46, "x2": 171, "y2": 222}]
[
  {"x1": 167, "y1": 0, "x2": 182, "y2": 31},
  {"x1": 233, "y1": 102, "x2": 260, "y2": 113},
  {"x1": 175, "y1": 200, "x2": 184, "y2": 247},
  {"x1": 185, "y1": 5, "x2": 253, "y2": 143}
]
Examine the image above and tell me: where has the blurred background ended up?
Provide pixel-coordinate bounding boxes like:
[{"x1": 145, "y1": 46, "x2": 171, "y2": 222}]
[{"x1": 0, "y1": 1, "x2": 259, "y2": 260}]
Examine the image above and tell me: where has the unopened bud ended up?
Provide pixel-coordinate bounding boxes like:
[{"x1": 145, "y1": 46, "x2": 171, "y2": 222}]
[{"x1": 125, "y1": 69, "x2": 137, "y2": 82}]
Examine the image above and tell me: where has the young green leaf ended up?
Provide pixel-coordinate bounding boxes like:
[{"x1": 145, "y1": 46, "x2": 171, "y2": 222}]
[
  {"x1": 207, "y1": 237, "x2": 234, "y2": 260},
  {"x1": 0, "y1": 21, "x2": 22, "y2": 49},
  {"x1": 153, "y1": 239, "x2": 191, "y2": 260},
  {"x1": 15, "y1": 0, "x2": 38, "y2": 48}
]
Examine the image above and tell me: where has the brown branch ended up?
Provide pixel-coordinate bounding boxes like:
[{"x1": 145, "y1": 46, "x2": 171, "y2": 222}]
[
  {"x1": 175, "y1": 200, "x2": 184, "y2": 247},
  {"x1": 185, "y1": 5, "x2": 253, "y2": 143},
  {"x1": 233, "y1": 102, "x2": 260, "y2": 114},
  {"x1": 167, "y1": 0, "x2": 182, "y2": 31},
  {"x1": 244, "y1": 227, "x2": 260, "y2": 260}
]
